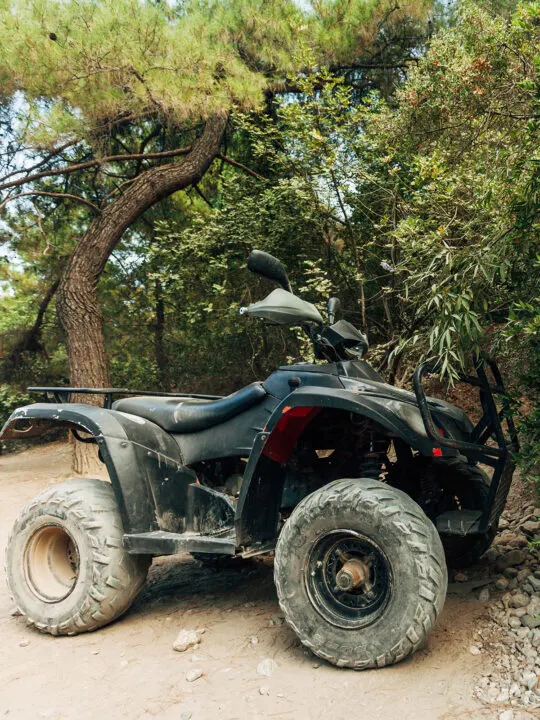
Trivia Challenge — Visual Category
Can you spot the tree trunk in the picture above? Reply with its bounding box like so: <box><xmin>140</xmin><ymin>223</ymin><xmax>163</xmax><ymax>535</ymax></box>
<box><xmin>154</xmin><ymin>278</ymin><xmax>168</xmax><ymax>389</ymax></box>
<box><xmin>56</xmin><ymin>113</ymin><xmax>228</xmax><ymax>473</ymax></box>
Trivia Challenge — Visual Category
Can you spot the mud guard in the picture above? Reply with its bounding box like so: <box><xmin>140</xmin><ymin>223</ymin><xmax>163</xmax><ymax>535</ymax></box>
<box><xmin>1</xmin><ymin>403</ymin><xmax>197</xmax><ymax>534</ymax></box>
<box><xmin>235</xmin><ymin>386</ymin><xmax>458</xmax><ymax>546</ymax></box>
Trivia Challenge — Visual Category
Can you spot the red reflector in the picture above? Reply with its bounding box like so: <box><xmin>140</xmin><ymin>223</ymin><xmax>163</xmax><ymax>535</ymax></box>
<box><xmin>432</xmin><ymin>448</ymin><xmax>443</xmax><ymax>457</ymax></box>
<box><xmin>281</xmin><ymin>405</ymin><xmax>314</xmax><ymax>417</ymax></box>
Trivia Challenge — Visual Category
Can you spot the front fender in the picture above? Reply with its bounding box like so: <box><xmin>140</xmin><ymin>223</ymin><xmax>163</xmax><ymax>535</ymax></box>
<box><xmin>1</xmin><ymin>403</ymin><xmax>193</xmax><ymax>534</ymax></box>
<box><xmin>235</xmin><ymin>386</ymin><xmax>456</xmax><ymax>546</ymax></box>
<box><xmin>264</xmin><ymin>386</ymin><xmax>453</xmax><ymax>457</ymax></box>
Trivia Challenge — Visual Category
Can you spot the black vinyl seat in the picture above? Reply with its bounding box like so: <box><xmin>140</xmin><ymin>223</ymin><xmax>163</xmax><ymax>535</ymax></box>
<box><xmin>112</xmin><ymin>382</ymin><xmax>267</xmax><ymax>433</ymax></box>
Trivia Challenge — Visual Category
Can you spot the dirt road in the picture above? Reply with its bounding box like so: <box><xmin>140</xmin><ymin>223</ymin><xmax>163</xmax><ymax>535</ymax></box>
<box><xmin>0</xmin><ymin>442</ymin><xmax>506</xmax><ymax>720</ymax></box>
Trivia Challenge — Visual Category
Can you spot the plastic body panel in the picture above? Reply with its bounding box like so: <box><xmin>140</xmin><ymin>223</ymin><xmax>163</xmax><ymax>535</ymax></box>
<box><xmin>0</xmin><ymin>403</ymin><xmax>229</xmax><ymax>536</ymax></box>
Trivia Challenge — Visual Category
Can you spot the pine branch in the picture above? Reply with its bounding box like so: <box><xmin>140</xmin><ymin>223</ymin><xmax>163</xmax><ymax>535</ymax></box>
<box><xmin>0</xmin><ymin>191</ymin><xmax>100</xmax><ymax>213</ymax></box>
<box><xmin>217</xmin><ymin>154</ymin><xmax>266</xmax><ymax>181</ymax></box>
<box><xmin>0</xmin><ymin>146</ymin><xmax>193</xmax><ymax>192</ymax></box>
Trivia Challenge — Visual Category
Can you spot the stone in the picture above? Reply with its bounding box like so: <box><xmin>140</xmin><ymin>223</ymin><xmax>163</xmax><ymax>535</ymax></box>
<box><xmin>257</xmin><ymin>658</ymin><xmax>278</xmax><ymax>677</ymax></box>
<box><xmin>521</xmin><ymin>614</ymin><xmax>540</xmax><ymax>630</ymax></box>
<box><xmin>185</xmin><ymin>668</ymin><xmax>203</xmax><ymax>683</ymax></box>
<box><xmin>517</xmin><ymin>568</ymin><xmax>530</xmax><ymax>583</ymax></box>
<box><xmin>180</xmin><ymin>713</ymin><xmax>192</xmax><ymax>720</ymax></box>
<box><xmin>504</xmin><ymin>567</ymin><xmax>519</xmax><ymax>579</ymax></box>
<box><xmin>455</xmin><ymin>572</ymin><xmax>468</xmax><ymax>582</ymax></box>
<box><xmin>528</xmin><ymin>576</ymin><xmax>540</xmax><ymax>593</ymax></box>
<box><xmin>498</xmin><ymin>517</ymin><xmax>510</xmax><ymax>530</ymax></box>
<box><xmin>522</xmin><ymin>521</ymin><xmax>540</xmax><ymax>536</ymax></box>
<box><xmin>499</xmin><ymin>711</ymin><xmax>514</xmax><ymax>720</ymax></box>
<box><xmin>478</xmin><ymin>587</ymin><xmax>490</xmax><ymax>602</ymax></box>
<box><xmin>509</xmin><ymin>616</ymin><xmax>521</xmax><ymax>629</ymax></box>
<box><xmin>510</xmin><ymin>607</ymin><xmax>528</xmax><ymax>617</ymax></box>
<box><xmin>531</xmin><ymin>629</ymin><xmax>540</xmax><ymax>648</ymax></box>
<box><xmin>120</xmin><ymin>660</ymin><xmax>128</xmax><ymax>668</ymax></box>
<box><xmin>495</xmin><ymin>577</ymin><xmax>509</xmax><ymax>591</ymax></box>
<box><xmin>173</xmin><ymin>629</ymin><xmax>201</xmax><ymax>653</ymax></box>
<box><xmin>259</xmin><ymin>686</ymin><xmax>270</xmax><ymax>696</ymax></box>
<box><xmin>9</xmin><ymin>607</ymin><xmax>22</xmax><ymax>617</ymax></box>
<box><xmin>470</xmin><ymin>645</ymin><xmax>482</xmax><ymax>655</ymax></box>
<box><xmin>507</xmin><ymin>578</ymin><xmax>518</xmax><ymax>591</ymax></box>
<box><xmin>18</xmin><ymin>639</ymin><xmax>30</xmax><ymax>647</ymax></box>
<box><xmin>508</xmin><ymin>593</ymin><xmax>530</xmax><ymax>609</ymax></box>
<box><xmin>496</xmin><ymin>549</ymin><xmax>527</xmax><ymax>571</ymax></box>
<box><xmin>250</xmin><ymin>635</ymin><xmax>259</xmax><ymax>645</ymax></box>
<box><xmin>522</xmin><ymin>671</ymin><xmax>538</xmax><ymax>691</ymax></box>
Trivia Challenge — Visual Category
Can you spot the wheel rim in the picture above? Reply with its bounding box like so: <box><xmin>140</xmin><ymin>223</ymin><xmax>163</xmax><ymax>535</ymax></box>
<box><xmin>24</xmin><ymin>524</ymin><xmax>80</xmax><ymax>603</ymax></box>
<box><xmin>305</xmin><ymin>530</ymin><xmax>391</xmax><ymax>630</ymax></box>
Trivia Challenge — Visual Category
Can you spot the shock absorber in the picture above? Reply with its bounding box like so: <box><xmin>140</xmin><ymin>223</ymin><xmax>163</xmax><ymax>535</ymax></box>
<box><xmin>358</xmin><ymin>435</ymin><xmax>387</xmax><ymax>480</ymax></box>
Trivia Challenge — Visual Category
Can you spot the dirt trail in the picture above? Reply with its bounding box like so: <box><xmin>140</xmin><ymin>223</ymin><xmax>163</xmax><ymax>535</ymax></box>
<box><xmin>1</xmin><ymin>442</ymin><xmax>501</xmax><ymax>720</ymax></box>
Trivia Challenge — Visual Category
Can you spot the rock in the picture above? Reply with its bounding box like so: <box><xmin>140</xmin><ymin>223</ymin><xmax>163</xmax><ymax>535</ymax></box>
<box><xmin>10</xmin><ymin>607</ymin><xmax>23</xmax><ymax>617</ymax></box>
<box><xmin>455</xmin><ymin>572</ymin><xmax>468</xmax><ymax>582</ymax></box>
<box><xmin>18</xmin><ymin>639</ymin><xmax>30</xmax><ymax>647</ymax></box>
<box><xmin>522</xmin><ymin>521</ymin><xmax>540</xmax><ymax>536</ymax></box>
<box><xmin>522</xmin><ymin>670</ymin><xmax>538</xmax><ymax>691</ymax></box>
<box><xmin>528</xmin><ymin>576</ymin><xmax>540</xmax><ymax>593</ymax></box>
<box><xmin>517</xmin><ymin>568</ymin><xmax>530</xmax><ymax>583</ymax></box>
<box><xmin>250</xmin><ymin>635</ymin><xmax>259</xmax><ymax>645</ymax></box>
<box><xmin>120</xmin><ymin>660</ymin><xmax>129</xmax><ymax>668</ymax></box>
<box><xmin>499</xmin><ymin>711</ymin><xmax>514</xmax><ymax>720</ymax></box>
<box><xmin>509</xmin><ymin>616</ymin><xmax>521</xmax><ymax>629</ymax></box>
<box><xmin>531</xmin><ymin>629</ymin><xmax>540</xmax><ymax>648</ymax></box>
<box><xmin>508</xmin><ymin>593</ymin><xmax>530</xmax><ymax>609</ymax></box>
<box><xmin>507</xmin><ymin>578</ymin><xmax>518</xmax><ymax>591</ymax></box>
<box><xmin>257</xmin><ymin>658</ymin><xmax>278</xmax><ymax>677</ymax></box>
<box><xmin>173</xmin><ymin>629</ymin><xmax>201</xmax><ymax>653</ymax></box>
<box><xmin>181</xmin><ymin>712</ymin><xmax>192</xmax><ymax>720</ymax></box>
<box><xmin>496</xmin><ymin>549</ymin><xmax>528</xmax><ymax>571</ymax></box>
<box><xmin>269</xmin><ymin>615</ymin><xmax>284</xmax><ymax>627</ymax></box>
<box><xmin>470</xmin><ymin>645</ymin><xmax>482</xmax><ymax>655</ymax></box>
<box><xmin>521</xmin><ymin>615</ymin><xmax>540</xmax><ymax>630</ymax></box>
<box><xmin>259</xmin><ymin>686</ymin><xmax>270</xmax><ymax>696</ymax></box>
<box><xmin>495</xmin><ymin>577</ymin><xmax>509</xmax><ymax>591</ymax></box>
<box><xmin>478</xmin><ymin>587</ymin><xmax>490</xmax><ymax>602</ymax></box>
<box><xmin>504</xmin><ymin>567</ymin><xmax>519</xmax><ymax>579</ymax></box>
<box><xmin>510</xmin><ymin>606</ymin><xmax>528</xmax><ymax>617</ymax></box>
<box><xmin>185</xmin><ymin>668</ymin><xmax>203</xmax><ymax>683</ymax></box>
<box><xmin>499</xmin><ymin>517</ymin><xmax>510</xmax><ymax>530</ymax></box>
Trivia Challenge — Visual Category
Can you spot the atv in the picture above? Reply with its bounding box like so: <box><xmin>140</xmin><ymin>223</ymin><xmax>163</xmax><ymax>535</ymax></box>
<box><xmin>2</xmin><ymin>250</ymin><xmax>518</xmax><ymax>668</ymax></box>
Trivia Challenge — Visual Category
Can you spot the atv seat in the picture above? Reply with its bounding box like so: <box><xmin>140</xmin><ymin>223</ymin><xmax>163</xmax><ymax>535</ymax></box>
<box><xmin>112</xmin><ymin>382</ymin><xmax>267</xmax><ymax>433</ymax></box>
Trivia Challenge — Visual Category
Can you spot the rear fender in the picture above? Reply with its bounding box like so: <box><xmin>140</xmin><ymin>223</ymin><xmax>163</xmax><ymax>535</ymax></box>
<box><xmin>235</xmin><ymin>386</ymin><xmax>456</xmax><ymax>545</ymax></box>
<box><xmin>1</xmin><ymin>403</ymin><xmax>195</xmax><ymax>534</ymax></box>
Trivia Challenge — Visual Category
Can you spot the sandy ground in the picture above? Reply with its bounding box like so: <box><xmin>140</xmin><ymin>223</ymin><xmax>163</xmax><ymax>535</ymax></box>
<box><xmin>0</xmin><ymin>442</ymin><xmax>510</xmax><ymax>720</ymax></box>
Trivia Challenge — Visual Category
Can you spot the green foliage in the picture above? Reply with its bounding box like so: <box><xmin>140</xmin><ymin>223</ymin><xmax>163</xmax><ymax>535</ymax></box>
<box><xmin>0</xmin><ymin>0</ymin><xmax>428</xmax><ymax>146</ymax></box>
<box><xmin>0</xmin><ymin>384</ymin><xmax>31</xmax><ymax>429</ymax></box>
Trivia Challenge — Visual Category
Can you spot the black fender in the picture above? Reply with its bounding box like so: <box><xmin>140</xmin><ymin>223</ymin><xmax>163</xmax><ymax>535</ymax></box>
<box><xmin>1</xmin><ymin>403</ymin><xmax>197</xmax><ymax>534</ymax></box>
<box><xmin>235</xmin><ymin>386</ymin><xmax>457</xmax><ymax>545</ymax></box>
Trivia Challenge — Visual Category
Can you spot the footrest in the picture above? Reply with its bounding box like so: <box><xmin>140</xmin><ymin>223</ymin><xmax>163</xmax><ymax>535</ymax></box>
<box><xmin>123</xmin><ymin>530</ymin><xmax>236</xmax><ymax>556</ymax></box>
<box><xmin>436</xmin><ymin>510</ymin><xmax>483</xmax><ymax>536</ymax></box>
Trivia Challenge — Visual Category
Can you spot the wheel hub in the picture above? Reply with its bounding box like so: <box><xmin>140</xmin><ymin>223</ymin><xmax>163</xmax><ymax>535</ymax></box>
<box><xmin>24</xmin><ymin>524</ymin><xmax>80</xmax><ymax>603</ymax></box>
<box><xmin>335</xmin><ymin>557</ymin><xmax>371</xmax><ymax>592</ymax></box>
<box><xmin>305</xmin><ymin>530</ymin><xmax>391</xmax><ymax>630</ymax></box>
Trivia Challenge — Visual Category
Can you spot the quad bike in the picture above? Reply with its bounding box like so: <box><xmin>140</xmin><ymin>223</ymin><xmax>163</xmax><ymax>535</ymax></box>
<box><xmin>2</xmin><ymin>250</ymin><xmax>518</xmax><ymax>668</ymax></box>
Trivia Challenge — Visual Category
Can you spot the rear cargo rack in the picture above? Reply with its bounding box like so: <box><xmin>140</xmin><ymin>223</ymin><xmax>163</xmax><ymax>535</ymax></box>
<box><xmin>27</xmin><ymin>386</ymin><xmax>222</xmax><ymax>410</ymax></box>
<box><xmin>413</xmin><ymin>355</ymin><xmax>519</xmax><ymax>535</ymax></box>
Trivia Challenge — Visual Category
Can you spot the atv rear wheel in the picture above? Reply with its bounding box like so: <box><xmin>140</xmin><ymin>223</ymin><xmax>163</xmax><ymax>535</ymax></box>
<box><xmin>5</xmin><ymin>479</ymin><xmax>150</xmax><ymax>635</ymax></box>
<box><xmin>274</xmin><ymin>478</ymin><xmax>447</xmax><ymax>669</ymax></box>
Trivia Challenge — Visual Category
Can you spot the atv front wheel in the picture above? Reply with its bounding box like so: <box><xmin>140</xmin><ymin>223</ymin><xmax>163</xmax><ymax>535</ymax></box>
<box><xmin>274</xmin><ymin>478</ymin><xmax>447</xmax><ymax>669</ymax></box>
<box><xmin>5</xmin><ymin>479</ymin><xmax>150</xmax><ymax>635</ymax></box>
